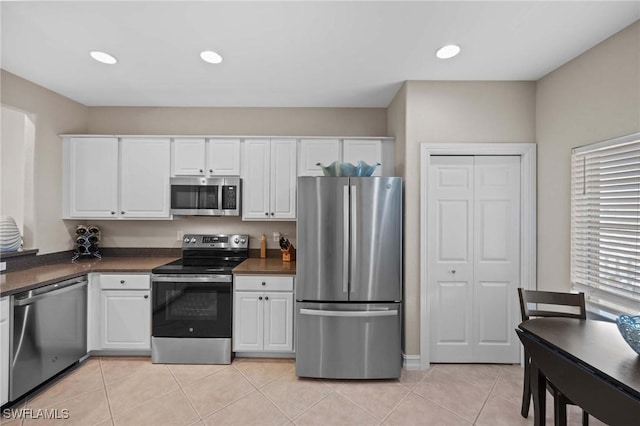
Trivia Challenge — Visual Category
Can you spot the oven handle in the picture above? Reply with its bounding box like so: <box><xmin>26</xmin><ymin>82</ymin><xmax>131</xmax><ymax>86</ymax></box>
<box><xmin>151</xmin><ymin>275</ymin><xmax>231</xmax><ymax>283</ymax></box>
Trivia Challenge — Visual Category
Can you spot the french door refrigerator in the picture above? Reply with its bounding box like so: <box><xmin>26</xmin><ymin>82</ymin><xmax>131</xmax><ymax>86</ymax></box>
<box><xmin>296</xmin><ymin>176</ymin><xmax>402</xmax><ymax>379</ymax></box>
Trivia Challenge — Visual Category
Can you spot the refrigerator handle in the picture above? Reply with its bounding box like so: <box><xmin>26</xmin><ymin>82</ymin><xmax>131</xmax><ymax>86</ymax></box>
<box><xmin>300</xmin><ymin>308</ymin><xmax>398</xmax><ymax>318</ymax></box>
<box><xmin>343</xmin><ymin>184</ymin><xmax>349</xmax><ymax>294</ymax></box>
<box><xmin>350</xmin><ymin>184</ymin><xmax>357</xmax><ymax>292</ymax></box>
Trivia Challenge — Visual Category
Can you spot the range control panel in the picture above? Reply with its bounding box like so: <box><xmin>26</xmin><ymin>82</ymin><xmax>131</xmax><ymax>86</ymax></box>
<box><xmin>182</xmin><ymin>234</ymin><xmax>249</xmax><ymax>249</ymax></box>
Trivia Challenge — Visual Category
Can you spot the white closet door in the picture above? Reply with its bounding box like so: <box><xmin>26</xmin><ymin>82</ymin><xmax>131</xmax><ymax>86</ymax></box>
<box><xmin>428</xmin><ymin>156</ymin><xmax>475</xmax><ymax>362</ymax></box>
<box><xmin>473</xmin><ymin>156</ymin><xmax>520</xmax><ymax>363</ymax></box>
<box><xmin>428</xmin><ymin>155</ymin><xmax>521</xmax><ymax>363</ymax></box>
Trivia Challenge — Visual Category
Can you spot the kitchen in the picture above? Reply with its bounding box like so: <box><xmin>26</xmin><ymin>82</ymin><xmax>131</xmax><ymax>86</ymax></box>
<box><xmin>1</xmin><ymin>1</ymin><xmax>639</xmax><ymax>425</ymax></box>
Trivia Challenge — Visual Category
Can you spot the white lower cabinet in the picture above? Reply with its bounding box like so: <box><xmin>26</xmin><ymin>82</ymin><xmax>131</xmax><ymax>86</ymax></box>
<box><xmin>100</xmin><ymin>290</ymin><xmax>151</xmax><ymax>350</ymax></box>
<box><xmin>233</xmin><ymin>275</ymin><xmax>294</xmax><ymax>353</ymax></box>
<box><xmin>1</xmin><ymin>297</ymin><xmax>9</xmax><ymax>406</ymax></box>
<box><xmin>88</xmin><ymin>273</ymin><xmax>151</xmax><ymax>352</ymax></box>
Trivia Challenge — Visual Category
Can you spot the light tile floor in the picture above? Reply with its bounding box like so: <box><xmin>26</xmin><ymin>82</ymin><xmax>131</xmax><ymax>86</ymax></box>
<box><xmin>1</xmin><ymin>357</ymin><xmax>607</xmax><ymax>426</ymax></box>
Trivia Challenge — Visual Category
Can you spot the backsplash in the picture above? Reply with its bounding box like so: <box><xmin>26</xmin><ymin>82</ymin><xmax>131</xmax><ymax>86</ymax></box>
<box><xmin>82</xmin><ymin>217</ymin><xmax>296</xmax><ymax>251</ymax></box>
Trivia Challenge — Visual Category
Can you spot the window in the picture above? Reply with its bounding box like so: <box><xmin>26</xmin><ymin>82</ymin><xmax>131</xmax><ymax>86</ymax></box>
<box><xmin>571</xmin><ymin>133</ymin><xmax>640</xmax><ymax>315</ymax></box>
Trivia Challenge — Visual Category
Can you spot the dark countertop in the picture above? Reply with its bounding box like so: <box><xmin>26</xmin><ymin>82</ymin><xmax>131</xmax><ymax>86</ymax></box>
<box><xmin>0</xmin><ymin>257</ymin><xmax>178</xmax><ymax>297</ymax></box>
<box><xmin>232</xmin><ymin>258</ymin><xmax>296</xmax><ymax>275</ymax></box>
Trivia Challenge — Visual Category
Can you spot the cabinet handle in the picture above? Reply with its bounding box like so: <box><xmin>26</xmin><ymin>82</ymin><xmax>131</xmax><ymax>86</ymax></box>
<box><xmin>270</xmin><ymin>212</ymin><xmax>275</xmax><ymax>216</ymax></box>
<box><xmin>120</xmin><ymin>280</ymin><xmax>125</xmax><ymax>284</ymax></box>
<box><xmin>265</xmin><ymin>296</ymin><xmax>269</xmax><ymax>300</ymax></box>
<box><xmin>144</xmin><ymin>295</ymin><xmax>149</xmax><ymax>299</ymax></box>
<box><xmin>262</xmin><ymin>281</ymin><xmax>266</xmax><ymax>286</ymax></box>
<box><xmin>259</xmin><ymin>296</ymin><xmax>263</xmax><ymax>300</ymax></box>
<box><xmin>199</xmin><ymin>169</ymin><xmax>203</xmax><ymax>173</ymax></box>
<box><xmin>209</xmin><ymin>169</ymin><xmax>213</xmax><ymax>173</ymax></box>
<box><xmin>111</xmin><ymin>211</ymin><xmax>115</xmax><ymax>215</ymax></box>
<box><xmin>265</xmin><ymin>212</ymin><xmax>269</xmax><ymax>216</ymax></box>
<box><xmin>121</xmin><ymin>211</ymin><xmax>125</xmax><ymax>215</ymax></box>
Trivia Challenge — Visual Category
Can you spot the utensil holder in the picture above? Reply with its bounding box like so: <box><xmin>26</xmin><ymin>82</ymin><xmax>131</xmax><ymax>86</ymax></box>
<box><xmin>281</xmin><ymin>245</ymin><xmax>295</xmax><ymax>262</ymax></box>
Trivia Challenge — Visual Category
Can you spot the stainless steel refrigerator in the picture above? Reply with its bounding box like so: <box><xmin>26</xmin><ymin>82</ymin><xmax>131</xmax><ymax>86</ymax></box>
<box><xmin>295</xmin><ymin>176</ymin><xmax>402</xmax><ymax>379</ymax></box>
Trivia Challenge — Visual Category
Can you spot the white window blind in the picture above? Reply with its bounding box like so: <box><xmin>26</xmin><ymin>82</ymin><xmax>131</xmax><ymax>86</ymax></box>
<box><xmin>571</xmin><ymin>133</ymin><xmax>640</xmax><ymax>315</ymax></box>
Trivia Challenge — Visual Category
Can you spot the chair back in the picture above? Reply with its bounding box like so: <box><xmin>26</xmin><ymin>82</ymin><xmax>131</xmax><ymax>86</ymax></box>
<box><xmin>518</xmin><ymin>288</ymin><xmax>586</xmax><ymax>321</ymax></box>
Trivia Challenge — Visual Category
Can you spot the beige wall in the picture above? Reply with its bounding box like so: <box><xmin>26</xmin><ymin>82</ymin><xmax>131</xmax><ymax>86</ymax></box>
<box><xmin>88</xmin><ymin>107</ymin><xmax>386</xmax><ymax>136</ymax></box>
<box><xmin>85</xmin><ymin>106</ymin><xmax>386</xmax><ymax>250</ymax></box>
<box><xmin>1</xmin><ymin>106</ymin><xmax>27</xmax><ymax>231</ymax></box>
<box><xmin>1</xmin><ymin>70</ymin><xmax>88</xmax><ymax>254</ymax></box>
<box><xmin>0</xmin><ymin>71</ymin><xmax>386</xmax><ymax>253</ymax></box>
<box><xmin>536</xmin><ymin>21</ymin><xmax>640</xmax><ymax>293</ymax></box>
<box><xmin>400</xmin><ymin>81</ymin><xmax>537</xmax><ymax>355</ymax></box>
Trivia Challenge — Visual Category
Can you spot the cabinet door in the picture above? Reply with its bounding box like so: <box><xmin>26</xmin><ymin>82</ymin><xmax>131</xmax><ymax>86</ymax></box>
<box><xmin>67</xmin><ymin>137</ymin><xmax>119</xmax><ymax>218</ymax></box>
<box><xmin>343</xmin><ymin>139</ymin><xmax>382</xmax><ymax>176</ymax></box>
<box><xmin>298</xmin><ymin>139</ymin><xmax>340</xmax><ymax>176</ymax></box>
<box><xmin>233</xmin><ymin>292</ymin><xmax>264</xmax><ymax>351</ymax></box>
<box><xmin>172</xmin><ymin>138</ymin><xmax>206</xmax><ymax>176</ymax></box>
<box><xmin>263</xmin><ymin>292</ymin><xmax>293</xmax><ymax>352</ymax></box>
<box><xmin>242</xmin><ymin>139</ymin><xmax>271</xmax><ymax>220</ymax></box>
<box><xmin>120</xmin><ymin>138</ymin><xmax>171</xmax><ymax>218</ymax></box>
<box><xmin>270</xmin><ymin>139</ymin><xmax>297</xmax><ymax>219</ymax></box>
<box><xmin>0</xmin><ymin>298</ymin><xmax>9</xmax><ymax>406</ymax></box>
<box><xmin>207</xmin><ymin>138</ymin><xmax>241</xmax><ymax>176</ymax></box>
<box><xmin>100</xmin><ymin>290</ymin><xmax>151</xmax><ymax>350</ymax></box>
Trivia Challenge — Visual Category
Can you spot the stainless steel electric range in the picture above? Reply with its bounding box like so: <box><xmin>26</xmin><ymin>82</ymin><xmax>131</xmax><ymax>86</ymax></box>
<box><xmin>151</xmin><ymin>234</ymin><xmax>249</xmax><ymax>364</ymax></box>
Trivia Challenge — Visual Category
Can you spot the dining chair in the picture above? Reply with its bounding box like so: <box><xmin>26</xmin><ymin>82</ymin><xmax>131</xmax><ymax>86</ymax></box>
<box><xmin>518</xmin><ymin>288</ymin><xmax>589</xmax><ymax>426</ymax></box>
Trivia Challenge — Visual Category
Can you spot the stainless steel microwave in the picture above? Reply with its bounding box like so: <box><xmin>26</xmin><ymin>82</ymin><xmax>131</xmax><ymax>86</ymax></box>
<box><xmin>170</xmin><ymin>177</ymin><xmax>241</xmax><ymax>216</ymax></box>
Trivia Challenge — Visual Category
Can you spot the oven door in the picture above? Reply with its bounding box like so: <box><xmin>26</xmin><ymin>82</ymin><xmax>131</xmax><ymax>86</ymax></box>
<box><xmin>152</xmin><ymin>275</ymin><xmax>231</xmax><ymax>338</ymax></box>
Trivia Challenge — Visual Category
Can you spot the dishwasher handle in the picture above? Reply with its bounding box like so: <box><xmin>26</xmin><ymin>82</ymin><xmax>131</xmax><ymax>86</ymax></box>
<box><xmin>14</xmin><ymin>278</ymin><xmax>88</xmax><ymax>307</ymax></box>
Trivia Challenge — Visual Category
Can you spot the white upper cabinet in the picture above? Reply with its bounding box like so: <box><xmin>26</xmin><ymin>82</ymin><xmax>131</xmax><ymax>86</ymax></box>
<box><xmin>343</xmin><ymin>139</ymin><xmax>383</xmax><ymax>176</ymax></box>
<box><xmin>120</xmin><ymin>138</ymin><xmax>171</xmax><ymax>218</ymax></box>
<box><xmin>242</xmin><ymin>138</ymin><xmax>296</xmax><ymax>220</ymax></box>
<box><xmin>172</xmin><ymin>137</ymin><xmax>241</xmax><ymax>176</ymax></box>
<box><xmin>298</xmin><ymin>138</ymin><xmax>385</xmax><ymax>177</ymax></box>
<box><xmin>66</xmin><ymin>137</ymin><xmax>119</xmax><ymax>218</ymax></box>
<box><xmin>270</xmin><ymin>139</ymin><xmax>297</xmax><ymax>219</ymax></box>
<box><xmin>172</xmin><ymin>138</ymin><xmax>206</xmax><ymax>176</ymax></box>
<box><xmin>64</xmin><ymin>137</ymin><xmax>171</xmax><ymax>219</ymax></box>
<box><xmin>298</xmin><ymin>138</ymin><xmax>340</xmax><ymax>176</ymax></box>
<box><xmin>207</xmin><ymin>138</ymin><xmax>241</xmax><ymax>176</ymax></box>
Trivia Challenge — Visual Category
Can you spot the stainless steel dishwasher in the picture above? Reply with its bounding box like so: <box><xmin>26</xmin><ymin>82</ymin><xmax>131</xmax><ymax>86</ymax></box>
<box><xmin>10</xmin><ymin>276</ymin><xmax>87</xmax><ymax>402</ymax></box>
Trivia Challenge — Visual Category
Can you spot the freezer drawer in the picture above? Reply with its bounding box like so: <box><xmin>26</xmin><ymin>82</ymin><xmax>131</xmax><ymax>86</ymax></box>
<box><xmin>295</xmin><ymin>302</ymin><xmax>401</xmax><ymax>379</ymax></box>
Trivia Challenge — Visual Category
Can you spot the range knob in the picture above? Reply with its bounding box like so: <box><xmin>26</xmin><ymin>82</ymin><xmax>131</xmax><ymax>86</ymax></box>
<box><xmin>240</xmin><ymin>238</ymin><xmax>246</xmax><ymax>244</ymax></box>
<box><xmin>183</xmin><ymin>237</ymin><xmax>190</xmax><ymax>243</ymax></box>
<box><xmin>234</xmin><ymin>237</ymin><xmax>240</xmax><ymax>244</ymax></box>
<box><xmin>190</xmin><ymin>237</ymin><xmax>197</xmax><ymax>243</ymax></box>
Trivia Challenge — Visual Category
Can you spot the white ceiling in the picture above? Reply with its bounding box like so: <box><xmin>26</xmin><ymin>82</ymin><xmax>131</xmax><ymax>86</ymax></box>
<box><xmin>2</xmin><ymin>1</ymin><xmax>639</xmax><ymax>107</ymax></box>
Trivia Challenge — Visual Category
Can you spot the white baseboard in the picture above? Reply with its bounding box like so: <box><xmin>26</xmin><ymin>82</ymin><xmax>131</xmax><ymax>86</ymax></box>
<box><xmin>402</xmin><ymin>353</ymin><xmax>422</xmax><ymax>370</ymax></box>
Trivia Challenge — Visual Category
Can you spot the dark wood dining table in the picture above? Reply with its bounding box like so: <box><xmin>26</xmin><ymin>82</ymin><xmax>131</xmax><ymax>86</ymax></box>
<box><xmin>517</xmin><ymin>318</ymin><xmax>640</xmax><ymax>426</ymax></box>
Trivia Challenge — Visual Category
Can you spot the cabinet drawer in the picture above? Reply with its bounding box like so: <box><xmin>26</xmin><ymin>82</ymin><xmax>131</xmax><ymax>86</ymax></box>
<box><xmin>0</xmin><ymin>297</ymin><xmax>8</xmax><ymax>321</ymax></box>
<box><xmin>234</xmin><ymin>276</ymin><xmax>293</xmax><ymax>292</ymax></box>
<box><xmin>100</xmin><ymin>274</ymin><xmax>150</xmax><ymax>290</ymax></box>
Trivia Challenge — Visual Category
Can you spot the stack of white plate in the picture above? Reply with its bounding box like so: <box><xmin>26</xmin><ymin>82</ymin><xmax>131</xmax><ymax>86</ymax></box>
<box><xmin>0</xmin><ymin>216</ymin><xmax>22</xmax><ymax>252</ymax></box>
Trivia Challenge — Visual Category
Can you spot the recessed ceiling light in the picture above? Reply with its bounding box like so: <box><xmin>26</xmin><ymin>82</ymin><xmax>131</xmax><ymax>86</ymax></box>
<box><xmin>200</xmin><ymin>50</ymin><xmax>223</xmax><ymax>64</ymax></box>
<box><xmin>436</xmin><ymin>44</ymin><xmax>461</xmax><ymax>59</ymax></box>
<box><xmin>90</xmin><ymin>51</ymin><xmax>117</xmax><ymax>64</ymax></box>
